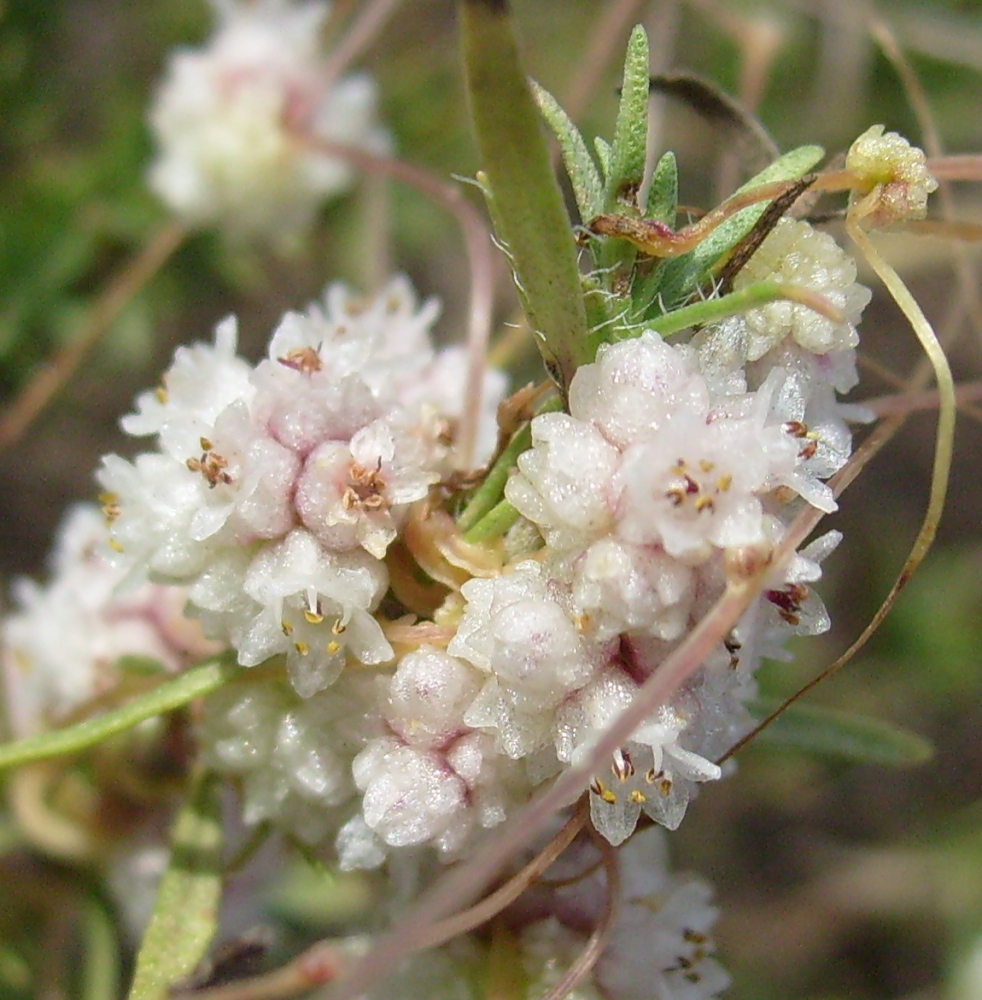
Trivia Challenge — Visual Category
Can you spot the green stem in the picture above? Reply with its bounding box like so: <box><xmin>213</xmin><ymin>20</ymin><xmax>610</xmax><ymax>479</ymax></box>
<box><xmin>0</xmin><ymin>657</ymin><xmax>239</xmax><ymax>771</ymax></box>
<box><xmin>457</xmin><ymin>424</ymin><xmax>532</xmax><ymax>532</ymax></box>
<box><xmin>456</xmin><ymin>397</ymin><xmax>561</xmax><ymax>532</ymax></box>
<box><xmin>646</xmin><ymin>280</ymin><xmax>843</xmax><ymax>339</ymax></box>
<box><xmin>463</xmin><ymin>498</ymin><xmax>521</xmax><ymax>543</ymax></box>
<box><xmin>128</xmin><ymin>771</ymin><xmax>224</xmax><ymax>1000</ymax></box>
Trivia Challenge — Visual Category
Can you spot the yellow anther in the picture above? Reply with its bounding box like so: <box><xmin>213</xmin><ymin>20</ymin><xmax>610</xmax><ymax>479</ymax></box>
<box><xmin>698</xmin><ymin>459</ymin><xmax>714</xmax><ymax>473</ymax></box>
<box><xmin>294</xmin><ymin>641</ymin><xmax>309</xmax><ymax>656</ymax></box>
<box><xmin>281</xmin><ymin>620</ymin><xmax>294</xmax><ymax>636</ymax></box>
<box><xmin>326</xmin><ymin>641</ymin><xmax>341</xmax><ymax>655</ymax></box>
<box><xmin>629</xmin><ymin>789</ymin><xmax>647</xmax><ymax>804</ymax></box>
<box><xmin>717</xmin><ymin>473</ymin><xmax>733</xmax><ymax>492</ymax></box>
<box><xmin>695</xmin><ymin>495</ymin><xmax>715</xmax><ymax>513</ymax></box>
<box><xmin>303</xmin><ymin>609</ymin><xmax>324</xmax><ymax>625</ymax></box>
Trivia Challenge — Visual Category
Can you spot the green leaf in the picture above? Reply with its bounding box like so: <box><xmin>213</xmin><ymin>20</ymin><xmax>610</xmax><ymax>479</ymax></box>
<box><xmin>81</xmin><ymin>898</ymin><xmax>120</xmax><ymax>1000</ymax></box>
<box><xmin>605</xmin><ymin>24</ymin><xmax>650</xmax><ymax>212</ymax></box>
<box><xmin>459</xmin><ymin>0</ymin><xmax>591</xmax><ymax>389</ymax></box>
<box><xmin>270</xmin><ymin>861</ymin><xmax>374</xmax><ymax>930</ymax></box>
<box><xmin>127</xmin><ymin>772</ymin><xmax>224</xmax><ymax>1000</ymax></box>
<box><xmin>691</xmin><ymin>144</ymin><xmax>824</xmax><ymax>270</ymax></box>
<box><xmin>748</xmin><ymin>698</ymin><xmax>934</xmax><ymax>767</ymax></box>
<box><xmin>457</xmin><ymin>395</ymin><xmax>563</xmax><ymax>532</ymax></box>
<box><xmin>645</xmin><ymin>151</ymin><xmax>678</xmax><ymax>226</ymax></box>
<box><xmin>531</xmin><ymin>81</ymin><xmax>603</xmax><ymax>222</ymax></box>
<box><xmin>0</xmin><ymin>657</ymin><xmax>238</xmax><ymax>772</ymax></box>
<box><xmin>593</xmin><ymin>137</ymin><xmax>612</xmax><ymax>178</ymax></box>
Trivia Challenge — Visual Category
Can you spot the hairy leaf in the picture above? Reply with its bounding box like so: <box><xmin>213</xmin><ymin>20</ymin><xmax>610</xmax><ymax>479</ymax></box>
<box><xmin>459</xmin><ymin>0</ymin><xmax>591</xmax><ymax>389</ymax></box>
<box><xmin>127</xmin><ymin>773</ymin><xmax>224</xmax><ymax>1000</ymax></box>
<box><xmin>531</xmin><ymin>81</ymin><xmax>603</xmax><ymax>222</ymax></box>
<box><xmin>606</xmin><ymin>25</ymin><xmax>650</xmax><ymax>213</ymax></box>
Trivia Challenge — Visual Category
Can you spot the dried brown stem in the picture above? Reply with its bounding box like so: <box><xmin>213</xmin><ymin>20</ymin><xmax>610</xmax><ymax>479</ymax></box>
<box><xmin>415</xmin><ymin>805</ymin><xmax>586</xmax><ymax>952</ymax></box>
<box><xmin>176</xmin><ymin>944</ymin><xmax>344</xmax><ymax>1000</ymax></box>
<box><xmin>538</xmin><ymin>831</ymin><xmax>621</xmax><ymax>1000</ymax></box>
<box><xmin>0</xmin><ymin>220</ymin><xmax>186</xmax><ymax>451</ymax></box>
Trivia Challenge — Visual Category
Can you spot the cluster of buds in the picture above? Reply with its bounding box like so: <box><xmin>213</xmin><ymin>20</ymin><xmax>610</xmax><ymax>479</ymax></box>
<box><xmin>0</xmin><ymin>3</ymin><xmax>945</xmax><ymax>996</ymax></box>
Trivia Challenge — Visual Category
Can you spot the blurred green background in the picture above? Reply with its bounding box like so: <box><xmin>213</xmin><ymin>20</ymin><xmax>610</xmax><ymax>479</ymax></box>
<box><xmin>2</xmin><ymin>1</ymin><xmax>982</xmax><ymax>998</ymax></box>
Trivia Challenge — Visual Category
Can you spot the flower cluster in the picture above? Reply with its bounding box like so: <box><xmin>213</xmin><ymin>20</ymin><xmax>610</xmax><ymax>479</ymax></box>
<box><xmin>99</xmin><ymin>277</ymin><xmax>504</xmax><ymax>701</ymax></box>
<box><xmin>1</xmin><ymin>504</ymin><xmax>217</xmax><ymax>740</ymax></box>
<box><xmin>148</xmin><ymin>0</ymin><xmax>387</xmax><ymax>236</ymax></box>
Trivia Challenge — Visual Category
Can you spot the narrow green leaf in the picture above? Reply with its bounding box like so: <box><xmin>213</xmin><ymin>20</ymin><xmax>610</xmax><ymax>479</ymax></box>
<box><xmin>531</xmin><ymin>81</ymin><xmax>603</xmax><ymax>222</ymax></box>
<box><xmin>459</xmin><ymin>0</ymin><xmax>590</xmax><ymax>389</ymax></box>
<box><xmin>0</xmin><ymin>657</ymin><xmax>238</xmax><ymax>772</ymax></box>
<box><xmin>457</xmin><ymin>395</ymin><xmax>563</xmax><ymax>532</ymax></box>
<box><xmin>594</xmin><ymin>137</ymin><xmax>612</xmax><ymax>178</ymax></box>
<box><xmin>128</xmin><ymin>773</ymin><xmax>224</xmax><ymax>1000</ymax></box>
<box><xmin>645</xmin><ymin>151</ymin><xmax>678</xmax><ymax>225</ymax></box>
<box><xmin>606</xmin><ymin>25</ymin><xmax>650</xmax><ymax>212</ymax></box>
<box><xmin>748</xmin><ymin>698</ymin><xmax>934</xmax><ymax>767</ymax></box>
<box><xmin>81</xmin><ymin>898</ymin><xmax>120</xmax><ymax>1000</ymax></box>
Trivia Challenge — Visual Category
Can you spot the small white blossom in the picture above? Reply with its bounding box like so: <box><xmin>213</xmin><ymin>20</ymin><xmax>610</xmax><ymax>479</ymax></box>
<box><xmin>200</xmin><ymin>672</ymin><xmax>379</xmax><ymax>844</ymax></box>
<box><xmin>519</xmin><ymin>828</ymin><xmax>729</xmax><ymax>1000</ymax></box>
<box><xmin>2</xmin><ymin>505</ymin><xmax>218</xmax><ymax>739</ymax></box>
<box><xmin>100</xmin><ymin>277</ymin><xmax>504</xmax><ymax>697</ymax></box>
<box><xmin>729</xmin><ymin>217</ymin><xmax>872</xmax><ymax>359</ymax></box>
<box><xmin>148</xmin><ymin>0</ymin><xmax>388</xmax><ymax>237</ymax></box>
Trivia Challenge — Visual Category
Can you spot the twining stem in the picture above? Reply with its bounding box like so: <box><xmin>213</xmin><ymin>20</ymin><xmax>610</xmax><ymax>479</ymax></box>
<box><xmin>539</xmin><ymin>831</ymin><xmax>620</xmax><ymax>1000</ymax></box>
<box><xmin>646</xmin><ymin>280</ymin><xmax>844</xmax><ymax>339</ymax></box>
<box><xmin>183</xmin><ymin>805</ymin><xmax>586</xmax><ymax>1000</ymax></box>
<box><xmin>0</xmin><ymin>220</ymin><xmax>186</xmax><ymax>451</ymax></box>
<box><xmin>318</xmin><ymin>0</ymin><xmax>404</xmax><ymax>93</ymax></box>
<box><xmin>861</xmin><ymin>371</ymin><xmax>982</xmax><ymax>422</ymax></box>
<box><xmin>415</xmin><ymin>807</ymin><xmax>585</xmax><ymax>952</ymax></box>
<box><xmin>294</xmin><ymin>135</ymin><xmax>494</xmax><ymax>470</ymax></box>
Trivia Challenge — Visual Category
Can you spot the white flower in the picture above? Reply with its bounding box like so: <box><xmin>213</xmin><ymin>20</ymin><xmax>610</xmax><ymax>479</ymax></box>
<box><xmin>100</xmin><ymin>277</ymin><xmax>505</xmax><ymax>697</ymax></box>
<box><xmin>2</xmin><ymin>505</ymin><xmax>218</xmax><ymax>739</ymax></box>
<box><xmin>200</xmin><ymin>673</ymin><xmax>379</xmax><ymax>844</ymax></box>
<box><xmin>449</xmin><ymin>562</ymin><xmax>601</xmax><ymax>759</ymax></box>
<box><xmin>596</xmin><ymin>830</ymin><xmax>730</xmax><ymax>1000</ymax></box>
<box><xmin>148</xmin><ymin>0</ymin><xmax>388</xmax><ymax>237</ymax></box>
<box><xmin>614</xmin><ymin>380</ymin><xmax>800</xmax><ymax>562</ymax></box>
<box><xmin>518</xmin><ymin>828</ymin><xmax>729</xmax><ymax>1000</ymax></box>
<box><xmin>730</xmin><ymin>217</ymin><xmax>871</xmax><ymax>358</ymax></box>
